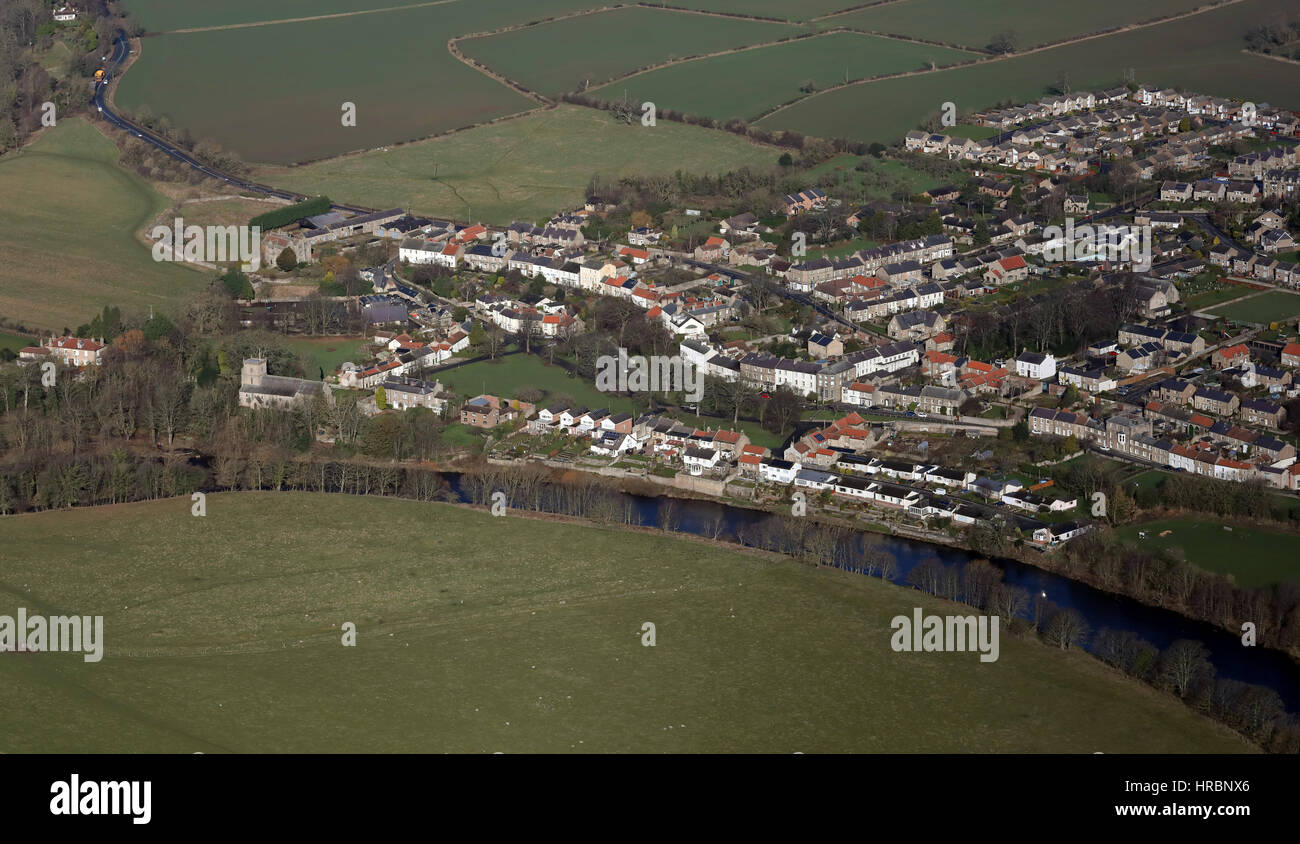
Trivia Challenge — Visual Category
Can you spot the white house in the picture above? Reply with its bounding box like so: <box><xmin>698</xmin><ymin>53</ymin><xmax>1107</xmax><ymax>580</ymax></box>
<box><xmin>400</xmin><ymin>239</ymin><xmax>460</xmax><ymax>269</ymax></box>
<box><xmin>590</xmin><ymin>432</ymin><xmax>636</xmax><ymax>456</ymax></box>
<box><xmin>683</xmin><ymin>446</ymin><xmax>722</xmax><ymax>473</ymax></box>
<box><xmin>759</xmin><ymin>458</ymin><xmax>801</xmax><ymax>485</ymax></box>
<box><xmin>794</xmin><ymin>469</ymin><xmax>838</xmax><ymax>491</ymax></box>
<box><xmin>1015</xmin><ymin>351</ymin><xmax>1056</xmax><ymax>381</ymax></box>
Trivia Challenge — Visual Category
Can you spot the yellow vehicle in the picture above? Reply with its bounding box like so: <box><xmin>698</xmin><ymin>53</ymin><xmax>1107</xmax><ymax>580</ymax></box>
<box><xmin>93</xmin><ymin>68</ymin><xmax>105</xmax><ymax>81</ymax></box>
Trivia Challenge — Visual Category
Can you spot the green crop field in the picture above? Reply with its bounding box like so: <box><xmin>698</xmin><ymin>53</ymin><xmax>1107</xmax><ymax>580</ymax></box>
<box><xmin>122</xmin><ymin>0</ymin><xmax>609</xmax><ymax>34</ymax></box>
<box><xmin>253</xmin><ymin>105</ymin><xmax>780</xmax><ymax>224</ymax></box>
<box><xmin>0</xmin><ymin>119</ymin><xmax>206</xmax><ymax>332</ymax></box>
<box><xmin>823</xmin><ymin>0</ymin><xmax>1209</xmax><ymax>51</ymax></box>
<box><xmin>1115</xmin><ymin>518</ymin><xmax>1300</xmax><ymax>587</ymax></box>
<box><xmin>0</xmin><ymin>493</ymin><xmax>1249</xmax><ymax>752</ymax></box>
<box><xmin>119</xmin><ymin>0</ymin><xmax>1300</xmax><ymax>178</ymax></box>
<box><xmin>760</xmin><ymin>0</ymin><xmax>1300</xmax><ymax>145</ymax></box>
<box><xmin>1206</xmin><ymin>291</ymin><xmax>1300</xmax><ymax>324</ymax></box>
<box><xmin>115</xmin><ymin>0</ymin><xmax>802</xmax><ymax>164</ymax></box>
<box><xmin>460</xmin><ymin>7</ymin><xmax>799</xmax><ymax>97</ymax></box>
<box><xmin>115</xmin><ymin>7</ymin><xmax>535</xmax><ymax>165</ymax></box>
<box><xmin>589</xmin><ymin>31</ymin><xmax>976</xmax><ymax>122</ymax></box>
<box><xmin>660</xmin><ymin>0</ymin><xmax>863</xmax><ymax>20</ymax></box>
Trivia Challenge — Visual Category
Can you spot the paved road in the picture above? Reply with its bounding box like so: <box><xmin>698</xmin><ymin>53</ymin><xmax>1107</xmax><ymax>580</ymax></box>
<box><xmin>93</xmin><ymin>33</ymin><xmax>372</xmax><ymax>215</ymax></box>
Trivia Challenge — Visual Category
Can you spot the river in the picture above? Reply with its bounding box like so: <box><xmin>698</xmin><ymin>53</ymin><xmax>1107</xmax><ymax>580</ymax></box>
<box><xmin>441</xmin><ymin>471</ymin><xmax>1300</xmax><ymax>713</ymax></box>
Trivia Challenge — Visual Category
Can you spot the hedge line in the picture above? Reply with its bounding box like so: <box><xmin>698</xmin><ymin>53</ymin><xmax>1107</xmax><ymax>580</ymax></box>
<box><xmin>250</xmin><ymin>196</ymin><xmax>332</xmax><ymax>231</ymax></box>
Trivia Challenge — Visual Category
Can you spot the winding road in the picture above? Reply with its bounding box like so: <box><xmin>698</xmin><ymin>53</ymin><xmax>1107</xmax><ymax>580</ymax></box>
<box><xmin>92</xmin><ymin>33</ymin><xmax>374</xmax><ymax>215</ymax></box>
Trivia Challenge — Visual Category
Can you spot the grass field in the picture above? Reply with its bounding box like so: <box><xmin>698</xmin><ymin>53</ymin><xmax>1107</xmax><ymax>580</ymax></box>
<box><xmin>1206</xmin><ymin>290</ymin><xmax>1300</xmax><ymax>324</ymax></box>
<box><xmin>0</xmin><ymin>332</ymin><xmax>34</xmax><ymax>354</ymax></box>
<box><xmin>1184</xmin><ymin>285</ymin><xmax>1254</xmax><ymax>311</ymax></box>
<box><xmin>1115</xmin><ymin>517</ymin><xmax>1300</xmax><ymax>587</ymax></box>
<box><xmin>34</xmin><ymin>38</ymin><xmax>74</xmax><ymax>79</ymax></box>
<box><xmin>439</xmin><ymin>353</ymin><xmax>784</xmax><ymax>447</ymax></box>
<box><xmin>460</xmin><ymin>7</ymin><xmax>799</xmax><ymax>97</ymax></box>
<box><xmin>799</xmin><ymin>153</ymin><xmax>958</xmax><ymax>205</ymax></box>
<box><xmin>824</xmin><ymin>0</ymin><xmax>1209</xmax><ymax>50</ymax></box>
<box><xmin>943</xmin><ymin>124</ymin><xmax>1001</xmax><ymax>140</ymax></box>
<box><xmin>253</xmin><ymin>105</ymin><xmax>780</xmax><ymax>224</ymax></box>
<box><xmin>0</xmin><ymin>119</ymin><xmax>207</xmax><ymax>332</ymax></box>
<box><xmin>588</xmin><ymin>31</ymin><xmax>976</xmax><ymax>122</ymax></box>
<box><xmin>0</xmin><ymin>492</ymin><xmax>1249</xmax><ymax>752</ymax></box>
<box><xmin>760</xmin><ymin>0</ymin><xmax>1300</xmax><ymax>146</ymax></box>
<box><xmin>285</xmin><ymin>336</ymin><xmax>371</xmax><ymax>379</ymax></box>
<box><xmin>167</xmin><ymin>197</ymin><xmax>288</xmax><ymax>230</ymax></box>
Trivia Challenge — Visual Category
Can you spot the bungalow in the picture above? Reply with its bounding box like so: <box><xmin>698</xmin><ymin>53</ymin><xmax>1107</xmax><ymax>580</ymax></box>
<box><xmin>617</xmin><ymin>246</ymin><xmax>651</xmax><ymax>265</ymax></box>
<box><xmin>1032</xmin><ymin>521</ymin><xmax>1089</xmax><ymax>546</ymax></box>
<box><xmin>794</xmin><ymin>468</ymin><xmax>839</xmax><ymax>491</ymax></box>
<box><xmin>1003</xmin><ymin>489</ymin><xmax>1077</xmax><ymax>513</ymax></box>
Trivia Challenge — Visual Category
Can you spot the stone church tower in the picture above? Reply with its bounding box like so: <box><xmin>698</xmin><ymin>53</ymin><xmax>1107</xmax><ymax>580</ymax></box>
<box><xmin>241</xmin><ymin>358</ymin><xmax>268</xmax><ymax>388</ymax></box>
